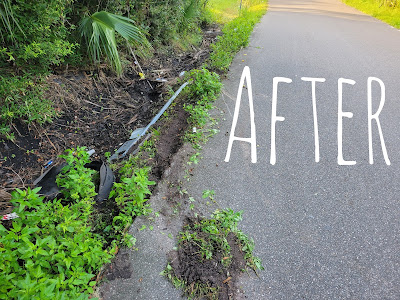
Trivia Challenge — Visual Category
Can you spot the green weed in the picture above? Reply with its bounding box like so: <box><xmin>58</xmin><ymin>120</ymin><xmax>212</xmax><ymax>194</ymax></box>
<box><xmin>185</xmin><ymin>68</ymin><xmax>223</xmax><ymax>103</ymax></box>
<box><xmin>202</xmin><ymin>189</ymin><xmax>215</xmax><ymax>201</ymax></box>
<box><xmin>117</xmin><ymin>149</ymin><xmax>152</xmax><ymax>179</ymax></box>
<box><xmin>182</xmin><ymin>68</ymin><xmax>222</xmax><ymax>146</ymax></box>
<box><xmin>141</xmin><ymin>139</ymin><xmax>156</xmax><ymax>158</ymax></box>
<box><xmin>208</xmin><ymin>5</ymin><xmax>267</xmax><ymax>72</ymax></box>
<box><xmin>0</xmin><ymin>146</ymin><xmax>159</xmax><ymax>299</ymax></box>
<box><xmin>187</xmin><ymin>152</ymin><xmax>201</xmax><ymax>165</ymax></box>
<box><xmin>56</xmin><ymin>147</ymin><xmax>97</xmax><ymax>202</ymax></box>
<box><xmin>92</xmin><ymin>166</ymin><xmax>155</xmax><ymax>248</ymax></box>
<box><xmin>110</xmin><ymin>167</ymin><xmax>155</xmax><ymax>218</ymax></box>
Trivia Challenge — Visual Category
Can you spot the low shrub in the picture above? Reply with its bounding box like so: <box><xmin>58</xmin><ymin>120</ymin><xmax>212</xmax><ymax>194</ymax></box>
<box><xmin>0</xmin><ymin>147</ymin><xmax>156</xmax><ymax>299</ymax></box>
<box><xmin>0</xmin><ymin>74</ymin><xmax>55</xmax><ymax>140</ymax></box>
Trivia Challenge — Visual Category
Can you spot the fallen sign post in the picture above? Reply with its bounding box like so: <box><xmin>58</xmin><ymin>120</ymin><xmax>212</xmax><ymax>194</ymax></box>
<box><xmin>110</xmin><ymin>81</ymin><xmax>189</xmax><ymax>161</ymax></box>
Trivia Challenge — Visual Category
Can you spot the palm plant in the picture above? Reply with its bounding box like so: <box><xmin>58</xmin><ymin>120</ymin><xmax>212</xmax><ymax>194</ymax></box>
<box><xmin>79</xmin><ymin>11</ymin><xmax>148</xmax><ymax>76</ymax></box>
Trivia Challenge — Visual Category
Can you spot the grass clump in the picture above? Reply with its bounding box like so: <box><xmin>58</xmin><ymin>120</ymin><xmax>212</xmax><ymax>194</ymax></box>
<box><xmin>180</xmin><ymin>1</ymin><xmax>267</xmax><ymax>152</ymax></box>
<box><xmin>207</xmin><ymin>0</ymin><xmax>267</xmax><ymax>24</ymax></box>
<box><xmin>182</xmin><ymin>68</ymin><xmax>222</xmax><ymax>146</ymax></box>
<box><xmin>181</xmin><ymin>0</ymin><xmax>267</xmax><ymax>145</ymax></box>
<box><xmin>208</xmin><ymin>3</ymin><xmax>267</xmax><ymax>73</ymax></box>
<box><xmin>162</xmin><ymin>209</ymin><xmax>263</xmax><ymax>300</ymax></box>
<box><xmin>343</xmin><ymin>0</ymin><xmax>400</xmax><ymax>28</ymax></box>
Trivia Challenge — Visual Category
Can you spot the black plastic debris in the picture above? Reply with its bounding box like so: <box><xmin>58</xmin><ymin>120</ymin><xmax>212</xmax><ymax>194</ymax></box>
<box><xmin>85</xmin><ymin>161</ymin><xmax>115</xmax><ymax>202</ymax></box>
<box><xmin>34</xmin><ymin>160</ymin><xmax>114</xmax><ymax>203</ymax></box>
<box><xmin>33</xmin><ymin>163</ymin><xmax>66</xmax><ymax>200</ymax></box>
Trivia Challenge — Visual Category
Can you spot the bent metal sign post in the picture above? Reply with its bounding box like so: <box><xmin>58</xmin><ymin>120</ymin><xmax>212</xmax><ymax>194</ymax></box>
<box><xmin>224</xmin><ymin>66</ymin><xmax>391</xmax><ymax>166</ymax></box>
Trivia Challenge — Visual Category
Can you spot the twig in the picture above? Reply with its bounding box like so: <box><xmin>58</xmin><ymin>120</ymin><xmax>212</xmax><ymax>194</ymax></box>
<box><xmin>54</xmin><ymin>122</ymin><xmax>82</xmax><ymax>129</ymax></box>
<box><xmin>128</xmin><ymin>45</ymin><xmax>154</xmax><ymax>90</ymax></box>
<box><xmin>43</xmin><ymin>129</ymin><xmax>58</xmax><ymax>152</ymax></box>
<box><xmin>11</xmin><ymin>123</ymin><xmax>22</xmax><ymax>137</ymax></box>
<box><xmin>152</xmin><ymin>68</ymin><xmax>172</xmax><ymax>73</ymax></box>
<box><xmin>32</xmin><ymin>123</ymin><xmax>58</xmax><ymax>152</ymax></box>
<box><xmin>82</xmin><ymin>99</ymin><xmax>118</xmax><ymax>110</ymax></box>
<box><xmin>4</xmin><ymin>167</ymin><xmax>25</xmax><ymax>189</ymax></box>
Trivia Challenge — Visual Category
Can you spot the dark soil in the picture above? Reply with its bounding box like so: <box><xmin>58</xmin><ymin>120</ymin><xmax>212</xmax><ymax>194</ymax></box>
<box><xmin>151</xmin><ymin>106</ymin><xmax>189</xmax><ymax>181</ymax></box>
<box><xmin>0</xmin><ymin>25</ymin><xmax>221</xmax><ymax>217</ymax></box>
<box><xmin>103</xmin><ymin>251</ymin><xmax>133</xmax><ymax>281</ymax></box>
<box><xmin>168</xmin><ymin>217</ymin><xmax>247</xmax><ymax>300</ymax></box>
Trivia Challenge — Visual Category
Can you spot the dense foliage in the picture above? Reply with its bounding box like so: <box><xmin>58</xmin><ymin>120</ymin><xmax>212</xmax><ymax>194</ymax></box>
<box><xmin>0</xmin><ymin>147</ymin><xmax>155</xmax><ymax>299</ymax></box>
<box><xmin>209</xmin><ymin>6</ymin><xmax>266</xmax><ymax>72</ymax></box>
<box><xmin>0</xmin><ymin>0</ymin><xmax>208</xmax><ymax>71</ymax></box>
<box><xmin>0</xmin><ymin>0</ymin><xmax>209</xmax><ymax>139</ymax></box>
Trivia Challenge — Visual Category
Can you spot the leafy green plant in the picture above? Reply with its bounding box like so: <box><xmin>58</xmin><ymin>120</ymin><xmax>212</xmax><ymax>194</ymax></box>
<box><xmin>187</xmin><ymin>152</ymin><xmax>201</xmax><ymax>165</ymax></box>
<box><xmin>185</xmin><ymin>68</ymin><xmax>222</xmax><ymax>103</ymax></box>
<box><xmin>110</xmin><ymin>167</ymin><xmax>155</xmax><ymax>217</ymax></box>
<box><xmin>0</xmin><ymin>186</ymin><xmax>112</xmax><ymax>299</ymax></box>
<box><xmin>96</xmin><ymin>167</ymin><xmax>155</xmax><ymax>247</ymax></box>
<box><xmin>202</xmin><ymin>189</ymin><xmax>215</xmax><ymax>201</ymax></box>
<box><xmin>79</xmin><ymin>11</ymin><xmax>149</xmax><ymax>76</ymax></box>
<box><xmin>0</xmin><ymin>146</ymin><xmax>160</xmax><ymax>298</ymax></box>
<box><xmin>141</xmin><ymin>139</ymin><xmax>156</xmax><ymax>158</ymax></box>
<box><xmin>56</xmin><ymin>147</ymin><xmax>97</xmax><ymax>202</ymax></box>
<box><xmin>0</xmin><ymin>75</ymin><xmax>56</xmax><ymax>140</ymax></box>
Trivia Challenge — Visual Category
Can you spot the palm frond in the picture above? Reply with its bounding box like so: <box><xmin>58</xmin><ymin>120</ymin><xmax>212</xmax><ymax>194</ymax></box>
<box><xmin>79</xmin><ymin>11</ymin><xmax>148</xmax><ymax>76</ymax></box>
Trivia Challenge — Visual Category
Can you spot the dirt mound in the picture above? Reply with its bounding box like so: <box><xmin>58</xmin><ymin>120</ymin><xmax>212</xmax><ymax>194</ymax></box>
<box><xmin>167</xmin><ymin>216</ymin><xmax>250</xmax><ymax>300</ymax></box>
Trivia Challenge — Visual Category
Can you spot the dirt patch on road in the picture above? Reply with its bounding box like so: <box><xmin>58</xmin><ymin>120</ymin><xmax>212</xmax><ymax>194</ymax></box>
<box><xmin>165</xmin><ymin>215</ymin><xmax>254</xmax><ymax>300</ymax></box>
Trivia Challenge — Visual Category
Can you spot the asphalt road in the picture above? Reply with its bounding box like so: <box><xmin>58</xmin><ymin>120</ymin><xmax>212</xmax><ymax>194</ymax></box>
<box><xmin>101</xmin><ymin>0</ymin><xmax>400</xmax><ymax>299</ymax></box>
<box><xmin>187</xmin><ymin>0</ymin><xmax>400</xmax><ymax>299</ymax></box>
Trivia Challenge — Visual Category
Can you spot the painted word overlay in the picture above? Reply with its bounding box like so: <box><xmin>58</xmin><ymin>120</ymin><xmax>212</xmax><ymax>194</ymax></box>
<box><xmin>225</xmin><ymin>66</ymin><xmax>391</xmax><ymax>165</ymax></box>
